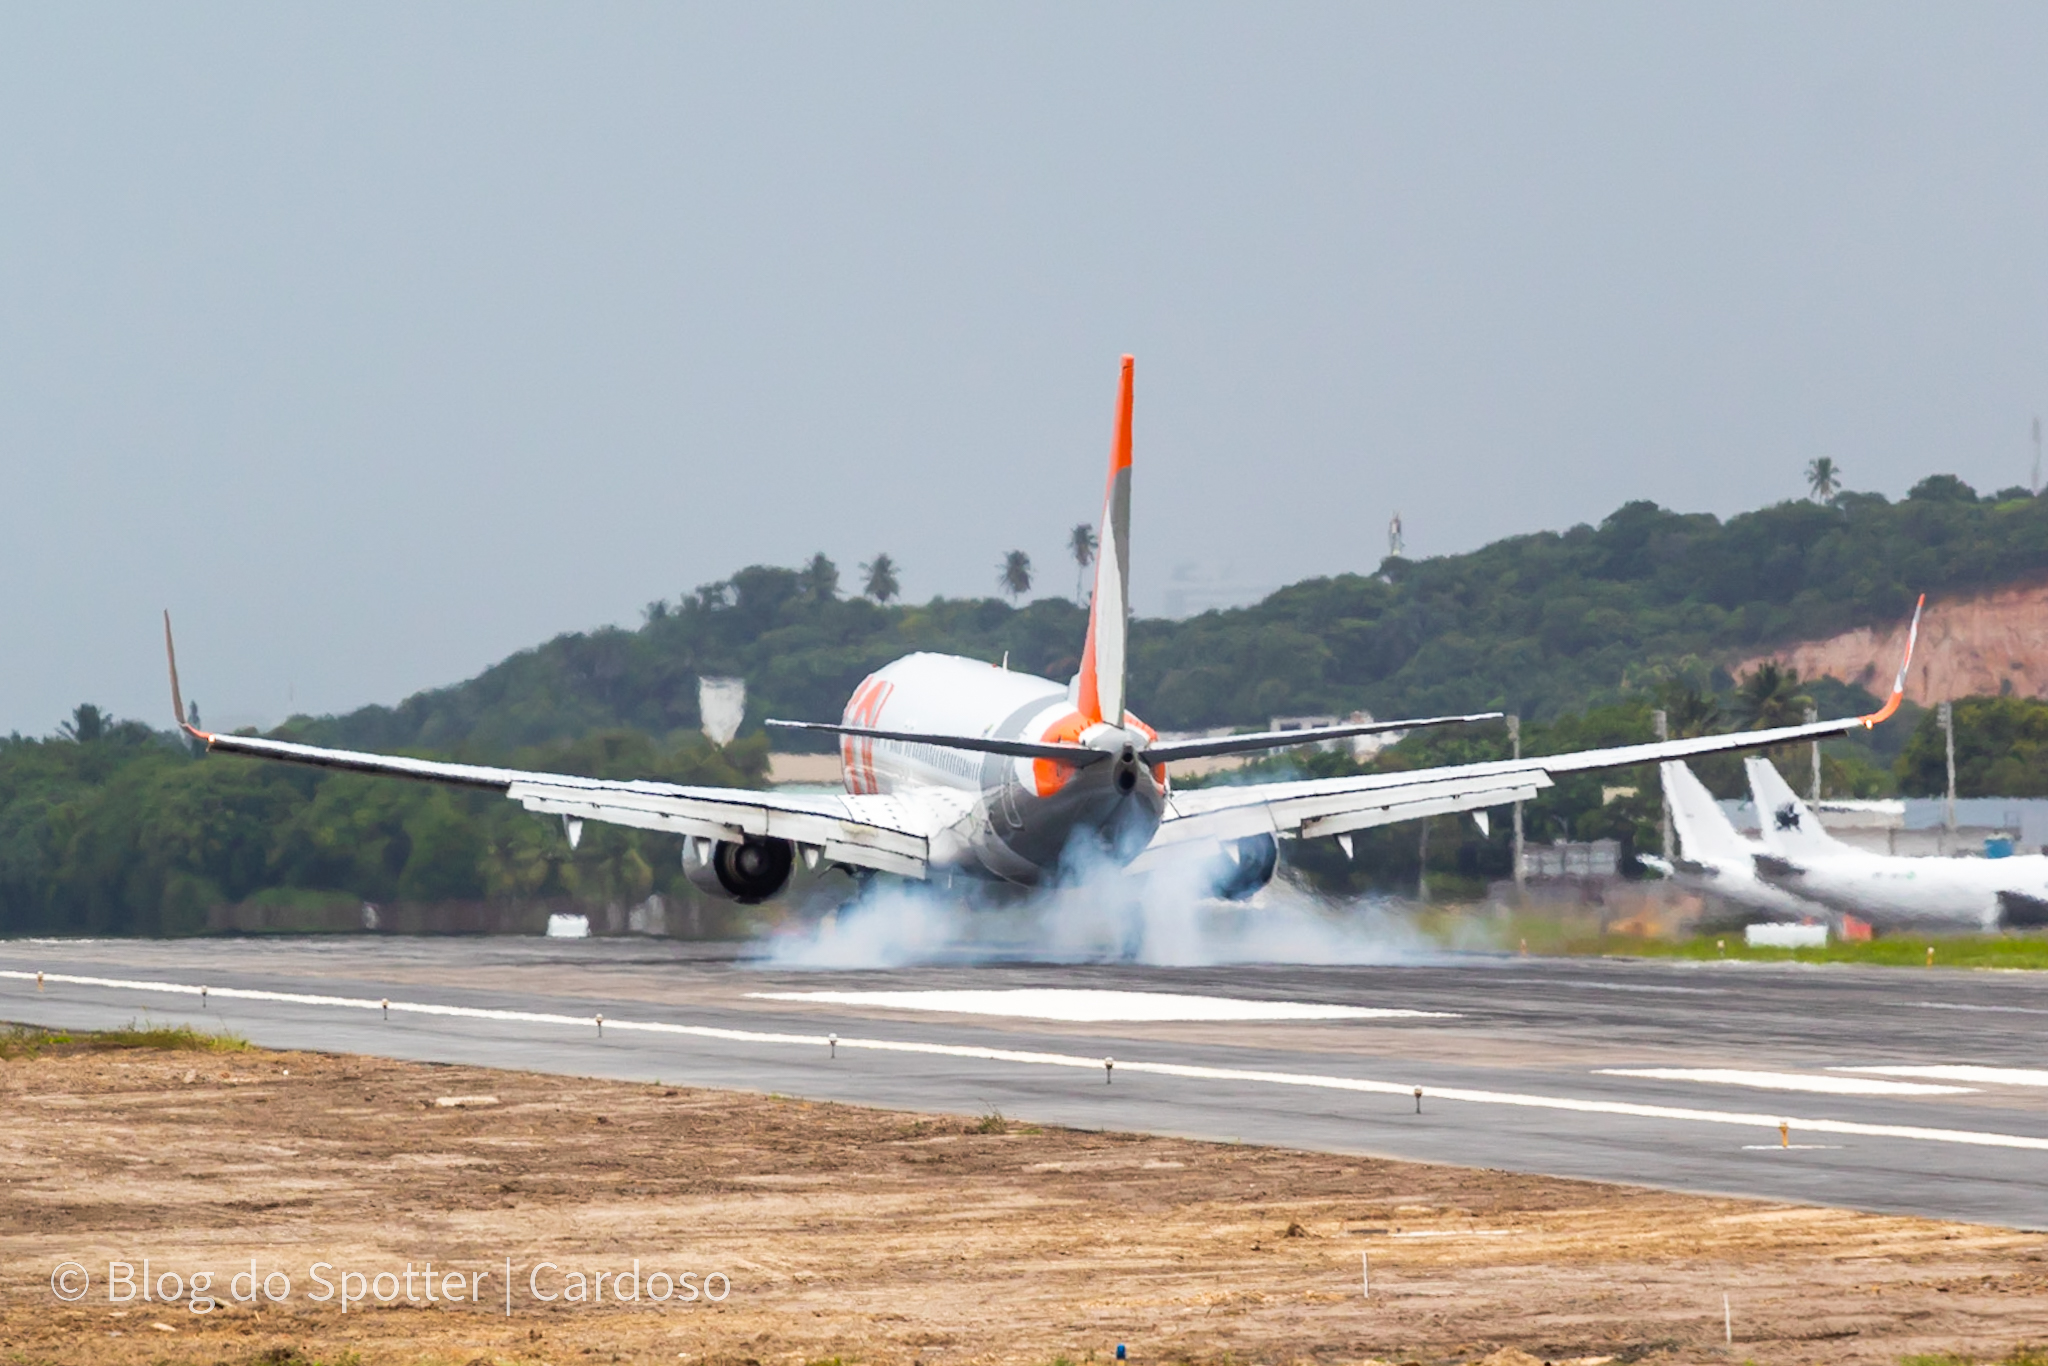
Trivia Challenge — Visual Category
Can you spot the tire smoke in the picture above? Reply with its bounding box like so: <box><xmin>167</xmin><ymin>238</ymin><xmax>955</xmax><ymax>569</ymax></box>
<box><xmin>760</xmin><ymin>854</ymin><xmax>1428</xmax><ymax>969</ymax></box>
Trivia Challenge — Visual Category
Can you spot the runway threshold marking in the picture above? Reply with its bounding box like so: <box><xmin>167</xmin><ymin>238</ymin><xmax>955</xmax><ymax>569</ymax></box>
<box><xmin>11</xmin><ymin>969</ymin><xmax>2048</xmax><ymax>1153</ymax></box>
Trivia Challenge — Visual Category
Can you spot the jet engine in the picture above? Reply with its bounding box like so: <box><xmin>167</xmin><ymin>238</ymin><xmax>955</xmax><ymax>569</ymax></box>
<box><xmin>684</xmin><ymin>836</ymin><xmax>796</xmax><ymax>904</ymax></box>
<box><xmin>1209</xmin><ymin>833</ymin><xmax>1279</xmax><ymax>901</ymax></box>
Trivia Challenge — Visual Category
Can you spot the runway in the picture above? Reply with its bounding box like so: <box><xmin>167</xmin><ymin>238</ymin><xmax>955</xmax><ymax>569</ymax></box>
<box><xmin>8</xmin><ymin>936</ymin><xmax>2048</xmax><ymax>1227</ymax></box>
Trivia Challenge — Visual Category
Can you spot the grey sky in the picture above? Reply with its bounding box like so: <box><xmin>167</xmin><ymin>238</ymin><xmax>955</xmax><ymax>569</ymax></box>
<box><xmin>6</xmin><ymin>5</ymin><xmax>2048</xmax><ymax>734</ymax></box>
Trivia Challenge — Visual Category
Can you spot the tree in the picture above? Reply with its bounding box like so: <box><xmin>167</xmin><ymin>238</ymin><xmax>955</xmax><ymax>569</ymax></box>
<box><xmin>1806</xmin><ymin>457</ymin><xmax>1842</xmax><ymax>503</ymax></box>
<box><xmin>861</xmin><ymin>554</ymin><xmax>900</xmax><ymax>603</ymax></box>
<box><xmin>1896</xmin><ymin>695</ymin><xmax>2048</xmax><ymax>797</ymax></box>
<box><xmin>998</xmin><ymin>550</ymin><xmax>1033</xmax><ymax>601</ymax></box>
<box><xmin>1067</xmin><ymin>523</ymin><xmax>1097</xmax><ymax>602</ymax></box>
<box><xmin>800</xmin><ymin>552</ymin><xmax>839</xmax><ymax>603</ymax></box>
<box><xmin>1908</xmin><ymin>474</ymin><xmax>1978</xmax><ymax>503</ymax></box>
<box><xmin>59</xmin><ymin>704</ymin><xmax>107</xmax><ymax>744</ymax></box>
<box><xmin>1734</xmin><ymin>663</ymin><xmax>1813</xmax><ymax>731</ymax></box>
<box><xmin>1654</xmin><ymin>683</ymin><xmax>1724</xmax><ymax>738</ymax></box>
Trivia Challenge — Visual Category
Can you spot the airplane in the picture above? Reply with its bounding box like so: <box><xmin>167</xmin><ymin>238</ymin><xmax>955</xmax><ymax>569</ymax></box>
<box><xmin>1637</xmin><ymin>761</ymin><xmax>1832</xmax><ymax>920</ymax></box>
<box><xmin>161</xmin><ymin>356</ymin><xmax>1927</xmax><ymax>909</ymax></box>
<box><xmin>1745</xmin><ymin>756</ymin><xmax>2048</xmax><ymax>930</ymax></box>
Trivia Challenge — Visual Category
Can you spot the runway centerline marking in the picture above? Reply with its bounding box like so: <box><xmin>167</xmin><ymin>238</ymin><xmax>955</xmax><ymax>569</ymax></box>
<box><xmin>1594</xmin><ymin>1068</ymin><xmax>1977</xmax><ymax>1096</ymax></box>
<box><xmin>11</xmin><ymin>969</ymin><xmax>2048</xmax><ymax>1153</ymax></box>
<box><xmin>742</xmin><ymin>988</ymin><xmax>1454</xmax><ymax>1023</ymax></box>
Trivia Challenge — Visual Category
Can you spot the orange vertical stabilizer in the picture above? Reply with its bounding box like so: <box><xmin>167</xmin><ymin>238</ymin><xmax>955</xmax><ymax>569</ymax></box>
<box><xmin>1076</xmin><ymin>355</ymin><xmax>1134</xmax><ymax>726</ymax></box>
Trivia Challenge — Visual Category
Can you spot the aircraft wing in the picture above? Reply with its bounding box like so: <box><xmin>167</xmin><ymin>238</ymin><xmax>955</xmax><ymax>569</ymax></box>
<box><xmin>1140</xmin><ymin>593</ymin><xmax>1925</xmax><ymax>866</ymax></box>
<box><xmin>1135</xmin><ymin>711</ymin><xmax>1899</xmax><ymax>870</ymax></box>
<box><xmin>189</xmin><ymin>728</ymin><xmax>934</xmax><ymax>877</ymax></box>
<box><xmin>161</xmin><ymin>618</ymin><xmax>929</xmax><ymax>878</ymax></box>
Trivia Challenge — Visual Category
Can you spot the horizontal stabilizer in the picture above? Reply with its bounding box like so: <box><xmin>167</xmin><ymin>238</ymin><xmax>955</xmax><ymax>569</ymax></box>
<box><xmin>765</xmin><ymin>718</ymin><xmax>1110</xmax><ymax>765</ymax></box>
<box><xmin>1145</xmin><ymin>711</ymin><xmax>1501</xmax><ymax>764</ymax></box>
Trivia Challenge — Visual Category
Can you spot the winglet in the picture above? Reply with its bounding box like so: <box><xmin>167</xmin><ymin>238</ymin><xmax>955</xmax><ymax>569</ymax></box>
<box><xmin>163</xmin><ymin>611</ymin><xmax>211</xmax><ymax>742</ymax></box>
<box><xmin>1076</xmin><ymin>354</ymin><xmax>1134</xmax><ymax>726</ymax></box>
<box><xmin>1859</xmin><ymin>593</ymin><xmax>1925</xmax><ymax>729</ymax></box>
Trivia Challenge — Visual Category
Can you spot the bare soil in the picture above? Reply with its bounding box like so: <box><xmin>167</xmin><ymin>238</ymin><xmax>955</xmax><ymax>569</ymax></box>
<box><xmin>4</xmin><ymin>1040</ymin><xmax>2048</xmax><ymax>1366</ymax></box>
<box><xmin>1735</xmin><ymin>576</ymin><xmax>2048</xmax><ymax>705</ymax></box>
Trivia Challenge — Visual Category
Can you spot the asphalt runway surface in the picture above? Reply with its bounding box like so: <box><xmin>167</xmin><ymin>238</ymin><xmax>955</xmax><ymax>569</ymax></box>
<box><xmin>7</xmin><ymin>936</ymin><xmax>2048</xmax><ymax>1228</ymax></box>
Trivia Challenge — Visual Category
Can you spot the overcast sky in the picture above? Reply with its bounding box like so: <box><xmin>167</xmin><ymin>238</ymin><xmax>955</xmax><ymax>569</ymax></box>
<box><xmin>6</xmin><ymin>5</ymin><xmax>2048</xmax><ymax>734</ymax></box>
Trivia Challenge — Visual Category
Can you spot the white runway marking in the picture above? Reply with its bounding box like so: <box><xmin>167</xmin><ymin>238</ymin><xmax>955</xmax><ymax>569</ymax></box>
<box><xmin>12</xmin><ymin>970</ymin><xmax>2048</xmax><ymax>1152</ymax></box>
<box><xmin>1555</xmin><ymin>982</ymin><xmax>1725</xmax><ymax>995</ymax></box>
<box><xmin>742</xmin><ymin>988</ymin><xmax>1454</xmax><ymax>1023</ymax></box>
<box><xmin>1915</xmin><ymin>1001</ymin><xmax>2048</xmax><ymax>1017</ymax></box>
<box><xmin>1742</xmin><ymin>1144</ymin><xmax>1845</xmax><ymax>1151</ymax></box>
<box><xmin>1594</xmin><ymin>1068</ymin><xmax>1977</xmax><ymax>1096</ymax></box>
<box><xmin>1836</xmin><ymin>1065</ymin><xmax>2048</xmax><ymax>1087</ymax></box>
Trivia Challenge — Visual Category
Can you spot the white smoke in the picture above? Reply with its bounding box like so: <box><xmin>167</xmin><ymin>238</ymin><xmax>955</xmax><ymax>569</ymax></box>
<box><xmin>759</xmin><ymin>849</ymin><xmax>1430</xmax><ymax>969</ymax></box>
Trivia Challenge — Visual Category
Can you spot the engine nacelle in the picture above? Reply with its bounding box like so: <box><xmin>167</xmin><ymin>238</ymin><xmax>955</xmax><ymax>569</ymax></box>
<box><xmin>1208</xmin><ymin>833</ymin><xmax>1279</xmax><ymax>901</ymax></box>
<box><xmin>684</xmin><ymin>836</ymin><xmax>795</xmax><ymax>904</ymax></box>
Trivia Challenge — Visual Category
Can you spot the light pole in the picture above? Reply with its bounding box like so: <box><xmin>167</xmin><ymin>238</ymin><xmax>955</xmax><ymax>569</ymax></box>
<box><xmin>1508</xmin><ymin>715</ymin><xmax>1525</xmax><ymax>899</ymax></box>
<box><xmin>1807</xmin><ymin>704</ymin><xmax>1821</xmax><ymax>803</ymax></box>
<box><xmin>1940</xmin><ymin>699</ymin><xmax>1957</xmax><ymax>852</ymax></box>
<box><xmin>1651</xmin><ymin>709</ymin><xmax>1671</xmax><ymax>861</ymax></box>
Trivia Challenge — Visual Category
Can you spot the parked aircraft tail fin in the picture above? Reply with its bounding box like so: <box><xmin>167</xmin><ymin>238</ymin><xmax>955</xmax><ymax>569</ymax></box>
<box><xmin>1076</xmin><ymin>354</ymin><xmax>1134</xmax><ymax>726</ymax></box>
<box><xmin>1744</xmin><ymin>756</ymin><xmax>1847</xmax><ymax>858</ymax></box>
<box><xmin>1660</xmin><ymin>761</ymin><xmax>1753</xmax><ymax>863</ymax></box>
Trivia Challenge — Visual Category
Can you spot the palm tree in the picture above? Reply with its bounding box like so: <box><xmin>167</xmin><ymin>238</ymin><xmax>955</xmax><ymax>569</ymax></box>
<box><xmin>800</xmin><ymin>552</ymin><xmax>839</xmax><ymax>603</ymax></box>
<box><xmin>860</xmin><ymin>554</ymin><xmax>899</xmax><ymax>604</ymax></box>
<box><xmin>1735</xmin><ymin>663</ymin><xmax>1812</xmax><ymax>731</ymax></box>
<box><xmin>1067</xmin><ymin>523</ymin><xmax>1097</xmax><ymax>602</ymax></box>
<box><xmin>59</xmin><ymin>703</ymin><xmax>106</xmax><ymax>743</ymax></box>
<box><xmin>1806</xmin><ymin>457</ymin><xmax>1842</xmax><ymax>503</ymax></box>
<box><xmin>998</xmin><ymin>550</ymin><xmax>1033</xmax><ymax>602</ymax></box>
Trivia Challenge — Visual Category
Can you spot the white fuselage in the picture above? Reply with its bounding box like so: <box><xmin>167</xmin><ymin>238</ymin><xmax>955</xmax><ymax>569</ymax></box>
<box><xmin>1754</xmin><ymin>848</ymin><xmax>2048</xmax><ymax>931</ymax></box>
<box><xmin>1744</xmin><ymin>756</ymin><xmax>2048</xmax><ymax>930</ymax></box>
<box><xmin>837</xmin><ymin>652</ymin><xmax>1166</xmax><ymax>883</ymax></box>
<box><xmin>1646</xmin><ymin>850</ymin><xmax>1831</xmax><ymax>919</ymax></box>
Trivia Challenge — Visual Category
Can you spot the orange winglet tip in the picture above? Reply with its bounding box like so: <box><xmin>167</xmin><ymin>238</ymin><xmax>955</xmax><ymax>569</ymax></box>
<box><xmin>163</xmin><ymin>611</ymin><xmax>214</xmax><ymax>743</ymax></box>
<box><xmin>1859</xmin><ymin>593</ymin><xmax>1925</xmax><ymax>729</ymax></box>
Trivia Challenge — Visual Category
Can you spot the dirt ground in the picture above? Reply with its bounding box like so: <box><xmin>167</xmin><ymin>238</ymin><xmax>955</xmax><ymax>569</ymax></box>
<box><xmin>5</xmin><ymin>1039</ymin><xmax>2048</xmax><ymax>1366</ymax></box>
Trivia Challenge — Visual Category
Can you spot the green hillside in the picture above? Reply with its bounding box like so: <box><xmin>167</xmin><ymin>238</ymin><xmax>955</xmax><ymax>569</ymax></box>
<box><xmin>6</xmin><ymin>473</ymin><xmax>2047</xmax><ymax>937</ymax></box>
<box><xmin>298</xmin><ymin>474</ymin><xmax>2048</xmax><ymax>754</ymax></box>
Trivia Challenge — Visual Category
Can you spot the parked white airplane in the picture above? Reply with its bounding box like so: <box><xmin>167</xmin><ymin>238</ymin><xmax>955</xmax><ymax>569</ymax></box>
<box><xmin>1746</xmin><ymin>757</ymin><xmax>2048</xmax><ymax>930</ymax></box>
<box><xmin>1638</xmin><ymin>761</ymin><xmax>1830</xmax><ymax>919</ymax></box>
<box><xmin>163</xmin><ymin>357</ymin><xmax>1925</xmax><ymax>907</ymax></box>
